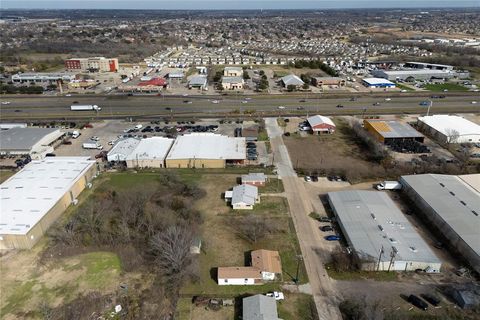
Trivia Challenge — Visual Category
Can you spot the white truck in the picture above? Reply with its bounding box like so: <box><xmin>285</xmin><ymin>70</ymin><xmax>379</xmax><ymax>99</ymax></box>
<box><xmin>72</xmin><ymin>130</ymin><xmax>81</xmax><ymax>139</ymax></box>
<box><xmin>376</xmin><ymin>181</ymin><xmax>402</xmax><ymax>190</ymax></box>
<box><xmin>82</xmin><ymin>142</ymin><xmax>103</xmax><ymax>150</ymax></box>
<box><xmin>70</xmin><ymin>105</ymin><xmax>101</xmax><ymax>111</ymax></box>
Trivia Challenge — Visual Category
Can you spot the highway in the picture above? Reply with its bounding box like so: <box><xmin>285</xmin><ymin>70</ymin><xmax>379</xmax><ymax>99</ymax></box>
<box><xmin>1</xmin><ymin>93</ymin><xmax>479</xmax><ymax>120</ymax></box>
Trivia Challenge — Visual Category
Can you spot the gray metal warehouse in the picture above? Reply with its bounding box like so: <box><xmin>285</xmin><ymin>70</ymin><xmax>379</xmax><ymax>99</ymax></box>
<box><xmin>327</xmin><ymin>190</ymin><xmax>441</xmax><ymax>272</ymax></box>
<box><xmin>400</xmin><ymin>174</ymin><xmax>480</xmax><ymax>274</ymax></box>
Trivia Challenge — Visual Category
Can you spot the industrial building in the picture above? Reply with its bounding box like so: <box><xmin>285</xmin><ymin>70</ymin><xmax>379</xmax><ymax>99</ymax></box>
<box><xmin>65</xmin><ymin>57</ymin><xmax>119</xmax><ymax>72</ymax></box>
<box><xmin>363</xmin><ymin>120</ymin><xmax>424</xmax><ymax>144</ymax></box>
<box><xmin>188</xmin><ymin>75</ymin><xmax>208</xmax><ymax>90</ymax></box>
<box><xmin>404</xmin><ymin>61</ymin><xmax>454</xmax><ymax>71</ymax></box>
<box><xmin>165</xmin><ymin>133</ymin><xmax>246</xmax><ymax>168</ymax></box>
<box><xmin>125</xmin><ymin>137</ymin><xmax>174</xmax><ymax>168</ymax></box>
<box><xmin>327</xmin><ymin>190</ymin><xmax>442</xmax><ymax>272</ymax></box>
<box><xmin>312</xmin><ymin>77</ymin><xmax>346</xmax><ymax>87</ymax></box>
<box><xmin>307</xmin><ymin>115</ymin><xmax>336</xmax><ymax>134</ymax></box>
<box><xmin>0</xmin><ymin>127</ymin><xmax>65</xmax><ymax>159</ymax></box>
<box><xmin>362</xmin><ymin>78</ymin><xmax>396</xmax><ymax>88</ymax></box>
<box><xmin>0</xmin><ymin>157</ymin><xmax>97</xmax><ymax>249</ymax></box>
<box><xmin>371</xmin><ymin>69</ymin><xmax>466</xmax><ymax>81</ymax></box>
<box><xmin>107</xmin><ymin>137</ymin><xmax>141</xmax><ymax>162</ymax></box>
<box><xmin>400</xmin><ymin>174</ymin><xmax>480</xmax><ymax>274</ymax></box>
<box><xmin>417</xmin><ymin>115</ymin><xmax>480</xmax><ymax>144</ymax></box>
<box><xmin>12</xmin><ymin>73</ymin><xmax>76</xmax><ymax>84</ymax></box>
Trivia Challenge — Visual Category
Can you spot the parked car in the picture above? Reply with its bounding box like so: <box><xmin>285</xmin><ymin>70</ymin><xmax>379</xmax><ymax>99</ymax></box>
<box><xmin>62</xmin><ymin>140</ymin><xmax>72</xmax><ymax>145</ymax></box>
<box><xmin>304</xmin><ymin>176</ymin><xmax>312</xmax><ymax>182</ymax></box>
<box><xmin>278</xmin><ymin>106</ymin><xmax>285</xmax><ymax>109</ymax></box>
<box><xmin>318</xmin><ymin>216</ymin><xmax>332</xmax><ymax>223</ymax></box>
<box><xmin>90</xmin><ymin>136</ymin><xmax>100</xmax><ymax>141</ymax></box>
<box><xmin>296</xmin><ymin>106</ymin><xmax>305</xmax><ymax>110</ymax></box>
<box><xmin>325</xmin><ymin>235</ymin><xmax>340</xmax><ymax>241</ymax></box>
<box><xmin>420</xmin><ymin>294</ymin><xmax>441</xmax><ymax>307</ymax></box>
<box><xmin>311</xmin><ymin>176</ymin><xmax>318</xmax><ymax>182</ymax></box>
<box><xmin>284</xmin><ymin>132</ymin><xmax>291</xmax><ymax>136</ymax></box>
<box><xmin>320</xmin><ymin>226</ymin><xmax>333</xmax><ymax>232</ymax></box>
<box><xmin>266</xmin><ymin>292</ymin><xmax>285</xmax><ymax>301</ymax></box>
<box><xmin>407</xmin><ymin>295</ymin><xmax>428</xmax><ymax>311</ymax></box>
<box><xmin>45</xmin><ymin>153</ymin><xmax>56</xmax><ymax>157</ymax></box>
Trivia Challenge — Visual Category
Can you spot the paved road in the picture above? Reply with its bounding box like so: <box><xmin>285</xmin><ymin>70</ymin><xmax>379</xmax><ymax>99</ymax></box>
<box><xmin>1</xmin><ymin>94</ymin><xmax>479</xmax><ymax>120</ymax></box>
<box><xmin>265</xmin><ymin>118</ymin><xmax>342</xmax><ymax>320</ymax></box>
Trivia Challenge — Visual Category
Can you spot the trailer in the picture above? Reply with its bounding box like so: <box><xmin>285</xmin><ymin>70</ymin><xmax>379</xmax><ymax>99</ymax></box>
<box><xmin>376</xmin><ymin>181</ymin><xmax>402</xmax><ymax>190</ymax></box>
<box><xmin>70</xmin><ymin>105</ymin><xmax>101</xmax><ymax>111</ymax></box>
<box><xmin>82</xmin><ymin>142</ymin><xmax>103</xmax><ymax>150</ymax></box>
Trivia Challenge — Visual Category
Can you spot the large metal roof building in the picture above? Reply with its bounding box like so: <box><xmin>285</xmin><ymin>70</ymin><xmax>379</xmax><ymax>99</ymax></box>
<box><xmin>327</xmin><ymin>190</ymin><xmax>441</xmax><ymax>272</ymax></box>
<box><xmin>0</xmin><ymin>157</ymin><xmax>97</xmax><ymax>249</ymax></box>
<box><xmin>0</xmin><ymin>127</ymin><xmax>65</xmax><ymax>159</ymax></box>
<box><xmin>363</xmin><ymin>120</ymin><xmax>424</xmax><ymax>143</ymax></box>
<box><xmin>400</xmin><ymin>174</ymin><xmax>480</xmax><ymax>274</ymax></box>
<box><xmin>417</xmin><ymin>115</ymin><xmax>480</xmax><ymax>144</ymax></box>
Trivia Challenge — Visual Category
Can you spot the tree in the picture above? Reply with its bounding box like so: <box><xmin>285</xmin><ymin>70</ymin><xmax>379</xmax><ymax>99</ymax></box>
<box><xmin>287</xmin><ymin>84</ymin><xmax>297</xmax><ymax>92</ymax></box>
<box><xmin>445</xmin><ymin>128</ymin><xmax>460</xmax><ymax>144</ymax></box>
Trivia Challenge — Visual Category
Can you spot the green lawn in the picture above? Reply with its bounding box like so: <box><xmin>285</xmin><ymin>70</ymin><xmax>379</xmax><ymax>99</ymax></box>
<box><xmin>424</xmin><ymin>83</ymin><xmax>469</xmax><ymax>92</ymax></box>
<box><xmin>278</xmin><ymin>293</ymin><xmax>318</xmax><ymax>320</ymax></box>
<box><xmin>394</xmin><ymin>82</ymin><xmax>414</xmax><ymax>91</ymax></box>
<box><xmin>0</xmin><ymin>170</ymin><xmax>15</xmax><ymax>183</ymax></box>
<box><xmin>259</xmin><ymin>178</ymin><xmax>284</xmax><ymax>193</ymax></box>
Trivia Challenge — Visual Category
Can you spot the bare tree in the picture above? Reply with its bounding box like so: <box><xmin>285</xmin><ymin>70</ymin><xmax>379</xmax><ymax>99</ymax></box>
<box><xmin>445</xmin><ymin>128</ymin><xmax>460</xmax><ymax>144</ymax></box>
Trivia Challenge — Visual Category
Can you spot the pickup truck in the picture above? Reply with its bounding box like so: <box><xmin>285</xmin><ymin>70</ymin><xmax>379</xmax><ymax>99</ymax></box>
<box><xmin>376</xmin><ymin>181</ymin><xmax>402</xmax><ymax>190</ymax></box>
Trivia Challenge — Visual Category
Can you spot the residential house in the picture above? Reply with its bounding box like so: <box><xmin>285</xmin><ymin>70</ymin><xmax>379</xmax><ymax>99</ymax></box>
<box><xmin>306</xmin><ymin>115</ymin><xmax>336</xmax><ymax>134</ymax></box>
<box><xmin>241</xmin><ymin>173</ymin><xmax>267</xmax><ymax>187</ymax></box>
<box><xmin>243</xmin><ymin>295</ymin><xmax>280</xmax><ymax>320</ymax></box>
<box><xmin>225</xmin><ymin>184</ymin><xmax>259</xmax><ymax>209</ymax></box>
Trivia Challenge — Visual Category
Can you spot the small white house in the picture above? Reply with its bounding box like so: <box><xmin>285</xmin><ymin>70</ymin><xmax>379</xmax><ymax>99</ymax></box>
<box><xmin>217</xmin><ymin>267</ymin><xmax>262</xmax><ymax>285</ymax></box>
<box><xmin>225</xmin><ymin>184</ymin><xmax>259</xmax><ymax>209</ymax></box>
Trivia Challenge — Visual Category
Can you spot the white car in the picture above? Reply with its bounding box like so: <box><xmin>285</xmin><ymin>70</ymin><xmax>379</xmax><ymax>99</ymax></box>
<box><xmin>1</xmin><ymin>101</ymin><xmax>11</xmax><ymax>105</ymax></box>
<box><xmin>278</xmin><ymin>106</ymin><xmax>286</xmax><ymax>109</ymax></box>
<box><xmin>242</xmin><ymin>100</ymin><xmax>248</xmax><ymax>104</ymax></box>
<box><xmin>108</xmin><ymin>140</ymin><xmax>116</xmax><ymax>145</ymax></box>
<box><xmin>65</xmin><ymin>94</ymin><xmax>72</xmax><ymax>97</ymax></box>
<box><xmin>400</xmin><ymin>90</ymin><xmax>408</xmax><ymax>93</ymax></box>
<box><xmin>182</xmin><ymin>93</ymin><xmax>189</xmax><ymax>97</ymax></box>
<box><xmin>211</xmin><ymin>100</ymin><xmax>219</xmax><ymax>104</ymax></box>
<box><xmin>385</xmin><ymin>98</ymin><xmax>391</xmax><ymax>101</ymax></box>
<box><xmin>304</xmin><ymin>176</ymin><xmax>312</xmax><ymax>182</ymax></box>
<box><xmin>471</xmin><ymin>101</ymin><xmax>478</xmax><ymax>104</ymax></box>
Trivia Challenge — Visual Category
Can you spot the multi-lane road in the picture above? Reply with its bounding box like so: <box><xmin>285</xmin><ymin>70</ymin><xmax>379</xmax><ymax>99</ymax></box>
<box><xmin>1</xmin><ymin>93</ymin><xmax>479</xmax><ymax>120</ymax></box>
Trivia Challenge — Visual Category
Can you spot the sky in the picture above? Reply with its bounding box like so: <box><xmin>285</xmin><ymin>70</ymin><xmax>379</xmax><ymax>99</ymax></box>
<box><xmin>2</xmin><ymin>0</ymin><xmax>479</xmax><ymax>10</ymax></box>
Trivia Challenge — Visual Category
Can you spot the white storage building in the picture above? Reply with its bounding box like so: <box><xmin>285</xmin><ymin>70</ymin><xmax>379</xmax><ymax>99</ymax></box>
<box><xmin>327</xmin><ymin>190</ymin><xmax>442</xmax><ymax>272</ymax></box>
<box><xmin>125</xmin><ymin>137</ymin><xmax>174</xmax><ymax>168</ymax></box>
<box><xmin>0</xmin><ymin>157</ymin><xmax>97</xmax><ymax>249</ymax></box>
<box><xmin>107</xmin><ymin>137</ymin><xmax>141</xmax><ymax>162</ymax></box>
<box><xmin>417</xmin><ymin>115</ymin><xmax>480</xmax><ymax>144</ymax></box>
<box><xmin>0</xmin><ymin>127</ymin><xmax>65</xmax><ymax>159</ymax></box>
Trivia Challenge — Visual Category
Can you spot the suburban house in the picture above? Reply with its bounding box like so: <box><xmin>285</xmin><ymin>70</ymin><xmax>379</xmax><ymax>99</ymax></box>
<box><xmin>280</xmin><ymin>74</ymin><xmax>304</xmax><ymax>88</ymax></box>
<box><xmin>222</xmin><ymin>76</ymin><xmax>244</xmax><ymax>90</ymax></box>
<box><xmin>241</xmin><ymin>173</ymin><xmax>267</xmax><ymax>187</ymax></box>
<box><xmin>243</xmin><ymin>295</ymin><xmax>280</xmax><ymax>320</ymax></box>
<box><xmin>312</xmin><ymin>77</ymin><xmax>346</xmax><ymax>87</ymax></box>
<box><xmin>217</xmin><ymin>249</ymin><xmax>282</xmax><ymax>285</ymax></box>
<box><xmin>306</xmin><ymin>115</ymin><xmax>336</xmax><ymax>134</ymax></box>
<box><xmin>224</xmin><ymin>66</ymin><xmax>243</xmax><ymax>77</ymax></box>
<box><xmin>225</xmin><ymin>184</ymin><xmax>259</xmax><ymax>209</ymax></box>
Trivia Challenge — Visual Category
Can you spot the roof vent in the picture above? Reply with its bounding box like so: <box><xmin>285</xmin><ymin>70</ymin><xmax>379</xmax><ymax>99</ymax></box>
<box><xmin>389</xmin><ymin>238</ymin><xmax>397</xmax><ymax>243</ymax></box>
<box><xmin>378</xmin><ymin>225</ymin><xmax>384</xmax><ymax>231</ymax></box>
<box><xmin>449</xmin><ymin>191</ymin><xmax>455</xmax><ymax>196</ymax></box>
<box><xmin>371</xmin><ymin>213</ymin><xmax>376</xmax><ymax>220</ymax></box>
<box><xmin>409</xmin><ymin>246</ymin><xmax>418</xmax><ymax>253</ymax></box>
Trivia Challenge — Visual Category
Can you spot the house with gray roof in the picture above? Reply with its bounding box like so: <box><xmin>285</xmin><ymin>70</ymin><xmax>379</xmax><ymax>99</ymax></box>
<box><xmin>280</xmin><ymin>74</ymin><xmax>304</xmax><ymax>88</ymax></box>
<box><xmin>225</xmin><ymin>184</ymin><xmax>259</xmax><ymax>210</ymax></box>
<box><xmin>243</xmin><ymin>295</ymin><xmax>280</xmax><ymax>320</ymax></box>
<box><xmin>188</xmin><ymin>75</ymin><xmax>208</xmax><ymax>90</ymax></box>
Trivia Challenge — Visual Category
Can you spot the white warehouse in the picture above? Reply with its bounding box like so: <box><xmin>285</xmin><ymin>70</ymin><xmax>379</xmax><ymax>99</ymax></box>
<box><xmin>327</xmin><ymin>190</ymin><xmax>442</xmax><ymax>272</ymax></box>
<box><xmin>417</xmin><ymin>115</ymin><xmax>480</xmax><ymax>144</ymax></box>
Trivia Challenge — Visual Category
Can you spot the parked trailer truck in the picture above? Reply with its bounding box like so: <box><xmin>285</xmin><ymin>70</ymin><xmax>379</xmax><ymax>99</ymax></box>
<box><xmin>82</xmin><ymin>142</ymin><xmax>103</xmax><ymax>150</ymax></box>
<box><xmin>70</xmin><ymin>105</ymin><xmax>101</xmax><ymax>111</ymax></box>
<box><xmin>376</xmin><ymin>181</ymin><xmax>402</xmax><ymax>190</ymax></box>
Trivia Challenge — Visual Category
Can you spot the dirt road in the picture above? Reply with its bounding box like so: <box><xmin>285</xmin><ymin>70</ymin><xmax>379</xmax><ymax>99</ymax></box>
<box><xmin>265</xmin><ymin>118</ymin><xmax>342</xmax><ymax>320</ymax></box>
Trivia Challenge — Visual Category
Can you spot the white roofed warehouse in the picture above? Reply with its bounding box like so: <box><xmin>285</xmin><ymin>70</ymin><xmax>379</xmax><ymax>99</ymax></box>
<box><xmin>307</xmin><ymin>115</ymin><xmax>336</xmax><ymax>134</ymax></box>
<box><xmin>125</xmin><ymin>137</ymin><xmax>174</xmax><ymax>168</ymax></box>
<box><xmin>0</xmin><ymin>157</ymin><xmax>97</xmax><ymax>249</ymax></box>
<box><xmin>417</xmin><ymin>115</ymin><xmax>480</xmax><ymax>144</ymax></box>
<box><xmin>362</xmin><ymin>78</ymin><xmax>396</xmax><ymax>88</ymax></box>
<box><xmin>166</xmin><ymin>133</ymin><xmax>246</xmax><ymax>168</ymax></box>
<box><xmin>400</xmin><ymin>174</ymin><xmax>480</xmax><ymax>274</ymax></box>
<box><xmin>327</xmin><ymin>190</ymin><xmax>441</xmax><ymax>272</ymax></box>
<box><xmin>0</xmin><ymin>127</ymin><xmax>65</xmax><ymax>159</ymax></box>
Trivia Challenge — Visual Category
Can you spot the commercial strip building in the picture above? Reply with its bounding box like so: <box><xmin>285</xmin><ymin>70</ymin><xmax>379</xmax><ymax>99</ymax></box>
<box><xmin>166</xmin><ymin>133</ymin><xmax>246</xmax><ymax>168</ymax></box>
<box><xmin>0</xmin><ymin>127</ymin><xmax>65</xmax><ymax>159</ymax></box>
<box><xmin>372</xmin><ymin>69</ymin><xmax>469</xmax><ymax>81</ymax></box>
<box><xmin>417</xmin><ymin>115</ymin><xmax>480</xmax><ymax>144</ymax></box>
<box><xmin>12</xmin><ymin>73</ymin><xmax>76</xmax><ymax>84</ymax></box>
<box><xmin>312</xmin><ymin>77</ymin><xmax>346</xmax><ymax>87</ymax></box>
<box><xmin>307</xmin><ymin>115</ymin><xmax>336</xmax><ymax>134</ymax></box>
<box><xmin>363</xmin><ymin>120</ymin><xmax>424</xmax><ymax>144</ymax></box>
<box><xmin>65</xmin><ymin>57</ymin><xmax>119</xmax><ymax>72</ymax></box>
<box><xmin>221</xmin><ymin>76</ymin><xmax>244</xmax><ymax>90</ymax></box>
<box><xmin>362</xmin><ymin>78</ymin><xmax>396</xmax><ymax>88</ymax></box>
<box><xmin>327</xmin><ymin>190</ymin><xmax>442</xmax><ymax>272</ymax></box>
<box><xmin>242</xmin><ymin>295</ymin><xmax>280</xmax><ymax>320</ymax></box>
<box><xmin>400</xmin><ymin>174</ymin><xmax>480</xmax><ymax>274</ymax></box>
<box><xmin>218</xmin><ymin>249</ymin><xmax>282</xmax><ymax>285</ymax></box>
<box><xmin>0</xmin><ymin>157</ymin><xmax>97</xmax><ymax>249</ymax></box>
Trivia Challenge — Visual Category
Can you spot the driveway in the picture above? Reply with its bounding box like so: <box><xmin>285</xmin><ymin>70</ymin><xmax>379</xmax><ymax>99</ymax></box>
<box><xmin>264</xmin><ymin>118</ymin><xmax>342</xmax><ymax>320</ymax></box>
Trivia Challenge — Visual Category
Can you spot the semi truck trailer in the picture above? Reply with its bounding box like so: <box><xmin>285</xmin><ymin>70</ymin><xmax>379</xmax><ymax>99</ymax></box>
<box><xmin>82</xmin><ymin>142</ymin><xmax>103</xmax><ymax>150</ymax></box>
<box><xmin>70</xmin><ymin>105</ymin><xmax>101</xmax><ymax>111</ymax></box>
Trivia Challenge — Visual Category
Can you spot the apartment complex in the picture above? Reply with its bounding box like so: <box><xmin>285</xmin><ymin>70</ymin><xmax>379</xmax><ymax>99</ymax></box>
<box><xmin>65</xmin><ymin>57</ymin><xmax>119</xmax><ymax>72</ymax></box>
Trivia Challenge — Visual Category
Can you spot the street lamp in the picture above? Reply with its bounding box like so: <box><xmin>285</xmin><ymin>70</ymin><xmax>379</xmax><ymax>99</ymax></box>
<box><xmin>294</xmin><ymin>254</ymin><xmax>303</xmax><ymax>284</ymax></box>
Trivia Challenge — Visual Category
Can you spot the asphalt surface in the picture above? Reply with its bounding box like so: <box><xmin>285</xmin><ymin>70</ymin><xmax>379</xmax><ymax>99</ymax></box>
<box><xmin>1</xmin><ymin>93</ymin><xmax>479</xmax><ymax>120</ymax></box>
<box><xmin>265</xmin><ymin>118</ymin><xmax>342</xmax><ymax>320</ymax></box>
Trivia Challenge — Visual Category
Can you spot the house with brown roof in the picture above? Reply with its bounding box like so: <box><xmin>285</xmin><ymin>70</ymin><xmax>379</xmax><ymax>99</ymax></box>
<box><xmin>217</xmin><ymin>249</ymin><xmax>282</xmax><ymax>285</ymax></box>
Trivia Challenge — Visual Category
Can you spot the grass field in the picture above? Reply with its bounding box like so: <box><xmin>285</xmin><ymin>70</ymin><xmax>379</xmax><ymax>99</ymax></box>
<box><xmin>424</xmin><ymin>83</ymin><xmax>469</xmax><ymax>92</ymax></box>
<box><xmin>324</xmin><ymin>263</ymin><xmax>398</xmax><ymax>282</ymax></box>
<box><xmin>0</xmin><ymin>170</ymin><xmax>15</xmax><ymax>183</ymax></box>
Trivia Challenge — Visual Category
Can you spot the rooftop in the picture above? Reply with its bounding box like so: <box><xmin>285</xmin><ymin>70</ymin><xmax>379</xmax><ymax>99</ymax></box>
<box><xmin>242</xmin><ymin>172</ymin><xmax>266</xmax><ymax>183</ymax></box>
<box><xmin>217</xmin><ymin>266</ymin><xmax>261</xmax><ymax>279</ymax></box>
<box><xmin>167</xmin><ymin>133</ymin><xmax>246</xmax><ymax>160</ymax></box>
<box><xmin>281</xmin><ymin>74</ymin><xmax>304</xmax><ymax>86</ymax></box>
<box><xmin>365</xmin><ymin>120</ymin><xmax>424</xmax><ymax>139</ymax></box>
<box><xmin>400</xmin><ymin>174</ymin><xmax>480</xmax><ymax>259</ymax></box>
<box><xmin>0</xmin><ymin>157</ymin><xmax>95</xmax><ymax>235</ymax></box>
<box><xmin>107</xmin><ymin>137</ymin><xmax>141</xmax><ymax>162</ymax></box>
<box><xmin>222</xmin><ymin>76</ymin><xmax>244</xmax><ymax>83</ymax></box>
<box><xmin>125</xmin><ymin>137</ymin><xmax>174</xmax><ymax>161</ymax></box>
<box><xmin>307</xmin><ymin>115</ymin><xmax>336</xmax><ymax>128</ymax></box>
<box><xmin>232</xmin><ymin>184</ymin><xmax>258</xmax><ymax>205</ymax></box>
<box><xmin>418</xmin><ymin>115</ymin><xmax>480</xmax><ymax>137</ymax></box>
<box><xmin>0</xmin><ymin>127</ymin><xmax>63</xmax><ymax>152</ymax></box>
<box><xmin>243</xmin><ymin>295</ymin><xmax>279</xmax><ymax>320</ymax></box>
<box><xmin>379</xmin><ymin>69</ymin><xmax>451</xmax><ymax>75</ymax></box>
<box><xmin>328</xmin><ymin>190</ymin><xmax>441</xmax><ymax>264</ymax></box>
<box><xmin>251</xmin><ymin>249</ymin><xmax>282</xmax><ymax>274</ymax></box>
<box><xmin>362</xmin><ymin>78</ymin><xmax>395</xmax><ymax>85</ymax></box>
<box><xmin>189</xmin><ymin>75</ymin><xmax>207</xmax><ymax>85</ymax></box>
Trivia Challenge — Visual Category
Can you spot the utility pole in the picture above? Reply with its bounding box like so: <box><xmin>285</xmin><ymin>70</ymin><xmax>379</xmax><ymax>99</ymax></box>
<box><xmin>294</xmin><ymin>255</ymin><xmax>303</xmax><ymax>284</ymax></box>
<box><xmin>426</xmin><ymin>100</ymin><xmax>433</xmax><ymax>116</ymax></box>
<box><xmin>376</xmin><ymin>245</ymin><xmax>384</xmax><ymax>271</ymax></box>
<box><xmin>387</xmin><ymin>248</ymin><xmax>396</xmax><ymax>272</ymax></box>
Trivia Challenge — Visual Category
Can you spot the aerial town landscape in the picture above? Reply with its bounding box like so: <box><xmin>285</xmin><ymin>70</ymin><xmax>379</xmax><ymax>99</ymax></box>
<box><xmin>0</xmin><ymin>2</ymin><xmax>480</xmax><ymax>320</ymax></box>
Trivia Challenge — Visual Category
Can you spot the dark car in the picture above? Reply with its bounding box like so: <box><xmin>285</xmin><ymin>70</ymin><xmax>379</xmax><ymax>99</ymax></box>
<box><xmin>407</xmin><ymin>295</ymin><xmax>428</xmax><ymax>311</ymax></box>
<box><xmin>336</xmin><ymin>104</ymin><xmax>344</xmax><ymax>108</ymax></box>
<box><xmin>320</xmin><ymin>226</ymin><xmax>334</xmax><ymax>232</ymax></box>
<box><xmin>311</xmin><ymin>176</ymin><xmax>319</xmax><ymax>182</ymax></box>
<box><xmin>325</xmin><ymin>235</ymin><xmax>340</xmax><ymax>241</ymax></box>
<box><xmin>284</xmin><ymin>132</ymin><xmax>291</xmax><ymax>137</ymax></box>
<box><xmin>63</xmin><ymin>140</ymin><xmax>72</xmax><ymax>145</ymax></box>
<box><xmin>318</xmin><ymin>216</ymin><xmax>332</xmax><ymax>223</ymax></box>
<box><xmin>45</xmin><ymin>153</ymin><xmax>56</xmax><ymax>157</ymax></box>
<box><xmin>299</xmin><ymin>99</ymin><xmax>306</xmax><ymax>102</ymax></box>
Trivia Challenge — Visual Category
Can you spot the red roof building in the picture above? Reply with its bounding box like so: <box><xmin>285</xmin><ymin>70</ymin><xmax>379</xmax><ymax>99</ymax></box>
<box><xmin>138</xmin><ymin>78</ymin><xmax>168</xmax><ymax>87</ymax></box>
